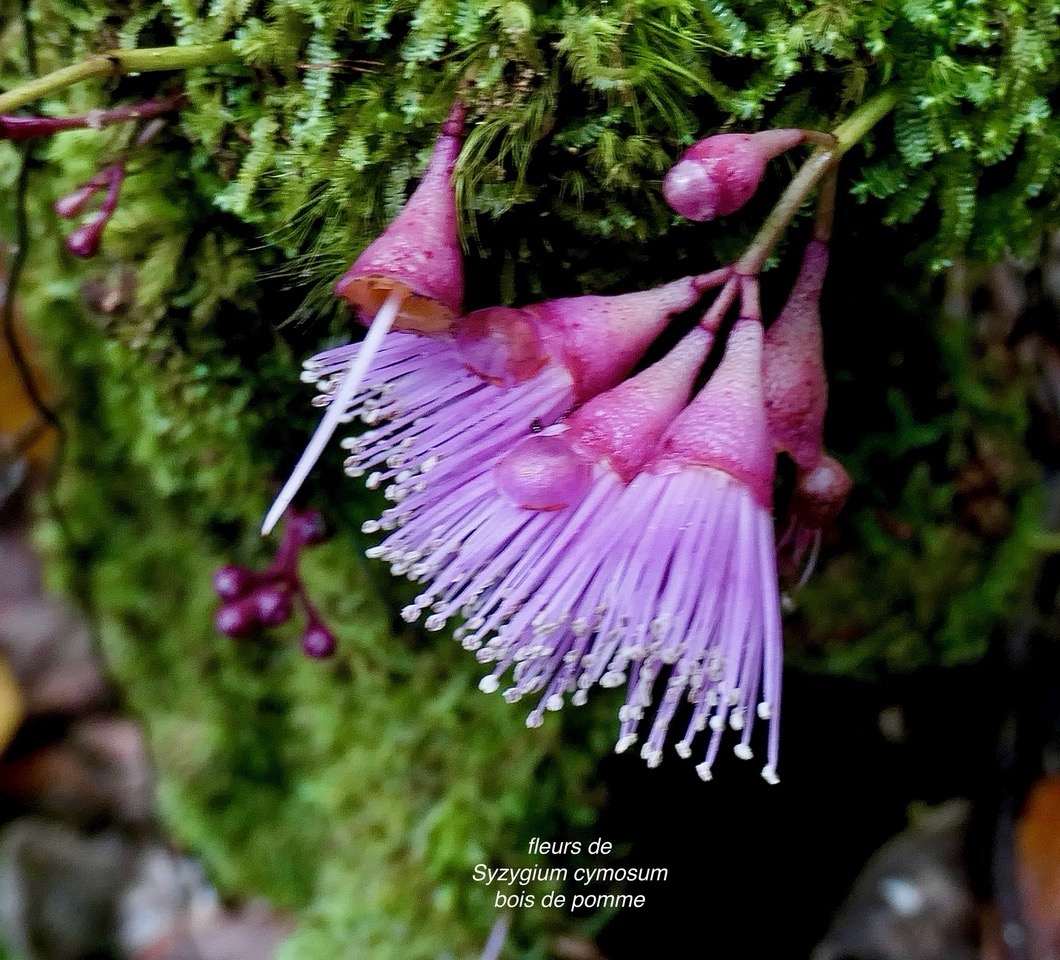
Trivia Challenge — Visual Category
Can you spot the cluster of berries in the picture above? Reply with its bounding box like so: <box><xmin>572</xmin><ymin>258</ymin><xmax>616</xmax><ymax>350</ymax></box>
<box><xmin>212</xmin><ymin>508</ymin><xmax>337</xmax><ymax>659</ymax></box>
<box><xmin>264</xmin><ymin>100</ymin><xmax>854</xmax><ymax>783</ymax></box>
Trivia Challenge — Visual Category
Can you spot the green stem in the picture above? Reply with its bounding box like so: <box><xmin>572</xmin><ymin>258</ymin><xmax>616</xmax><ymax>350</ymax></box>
<box><xmin>737</xmin><ymin>88</ymin><xmax>900</xmax><ymax>275</ymax></box>
<box><xmin>0</xmin><ymin>42</ymin><xmax>239</xmax><ymax>114</ymax></box>
<box><xmin>1032</xmin><ymin>532</ymin><xmax>1060</xmax><ymax>553</ymax></box>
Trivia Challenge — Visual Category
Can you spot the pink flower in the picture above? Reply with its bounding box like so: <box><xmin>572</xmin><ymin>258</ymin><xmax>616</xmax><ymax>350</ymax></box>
<box><xmin>304</xmin><ymin>273</ymin><xmax>724</xmax><ymax>540</ymax></box>
<box><xmin>463</xmin><ymin>313</ymin><xmax>783</xmax><ymax>784</ymax></box>
<box><xmin>371</xmin><ymin>296</ymin><xmax>729</xmax><ymax>630</ymax></box>
<box><xmin>263</xmin><ymin>101</ymin><xmax>468</xmax><ymax>535</ymax></box>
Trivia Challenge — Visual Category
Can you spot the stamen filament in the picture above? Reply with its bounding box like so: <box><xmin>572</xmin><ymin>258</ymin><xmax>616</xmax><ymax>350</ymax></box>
<box><xmin>261</xmin><ymin>287</ymin><xmax>406</xmax><ymax>534</ymax></box>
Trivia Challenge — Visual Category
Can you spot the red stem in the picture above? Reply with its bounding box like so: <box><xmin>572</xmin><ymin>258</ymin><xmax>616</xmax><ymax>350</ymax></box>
<box><xmin>0</xmin><ymin>93</ymin><xmax>184</xmax><ymax>142</ymax></box>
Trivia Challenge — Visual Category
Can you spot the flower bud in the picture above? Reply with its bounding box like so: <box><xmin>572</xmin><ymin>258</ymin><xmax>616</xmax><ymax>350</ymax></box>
<box><xmin>66</xmin><ymin>215</ymin><xmax>107</xmax><ymax>259</ymax></box>
<box><xmin>663</xmin><ymin>129</ymin><xmax>804</xmax><ymax>222</ymax></box>
<box><xmin>289</xmin><ymin>508</ymin><xmax>328</xmax><ymax>547</ymax></box>
<box><xmin>253</xmin><ymin>585</ymin><xmax>294</xmax><ymax>627</ymax></box>
<box><xmin>790</xmin><ymin>455</ymin><xmax>852</xmax><ymax>529</ymax></box>
<box><xmin>212</xmin><ymin>565</ymin><xmax>257</xmax><ymax>601</ymax></box>
<box><xmin>215</xmin><ymin>597</ymin><xmax>260</xmax><ymax>638</ymax></box>
<box><xmin>301</xmin><ymin>622</ymin><xmax>337</xmax><ymax>659</ymax></box>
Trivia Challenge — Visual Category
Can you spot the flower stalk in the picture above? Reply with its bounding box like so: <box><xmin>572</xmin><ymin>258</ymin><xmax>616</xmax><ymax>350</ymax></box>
<box><xmin>0</xmin><ymin>93</ymin><xmax>184</xmax><ymax>141</ymax></box>
<box><xmin>0</xmin><ymin>42</ymin><xmax>237</xmax><ymax>114</ymax></box>
<box><xmin>736</xmin><ymin>88</ymin><xmax>900</xmax><ymax>275</ymax></box>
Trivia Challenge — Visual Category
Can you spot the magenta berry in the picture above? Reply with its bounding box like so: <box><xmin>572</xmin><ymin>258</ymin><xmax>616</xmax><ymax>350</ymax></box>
<box><xmin>213</xmin><ymin>565</ymin><xmax>257</xmax><ymax>601</ymax></box>
<box><xmin>215</xmin><ymin>598</ymin><xmax>260</xmax><ymax>639</ymax></box>
<box><xmin>253</xmin><ymin>585</ymin><xmax>294</xmax><ymax>627</ymax></box>
<box><xmin>301</xmin><ymin>622</ymin><xmax>337</xmax><ymax>659</ymax></box>
<box><xmin>663</xmin><ymin>129</ymin><xmax>804</xmax><ymax>222</ymax></box>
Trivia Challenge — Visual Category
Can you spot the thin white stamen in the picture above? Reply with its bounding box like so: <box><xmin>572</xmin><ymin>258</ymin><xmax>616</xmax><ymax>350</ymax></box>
<box><xmin>261</xmin><ymin>287</ymin><xmax>405</xmax><ymax>535</ymax></box>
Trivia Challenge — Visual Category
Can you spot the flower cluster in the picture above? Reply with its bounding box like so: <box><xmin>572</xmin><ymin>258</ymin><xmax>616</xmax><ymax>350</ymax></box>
<box><xmin>2</xmin><ymin>93</ymin><xmax>182</xmax><ymax>258</ymax></box>
<box><xmin>268</xmin><ymin>107</ymin><xmax>854</xmax><ymax>781</ymax></box>
<box><xmin>213</xmin><ymin>508</ymin><xmax>337</xmax><ymax>658</ymax></box>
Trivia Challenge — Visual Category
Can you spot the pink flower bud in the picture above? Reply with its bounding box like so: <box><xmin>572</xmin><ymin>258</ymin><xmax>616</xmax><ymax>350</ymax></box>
<box><xmin>790</xmin><ymin>455</ymin><xmax>851</xmax><ymax>529</ymax></box>
<box><xmin>301</xmin><ymin>622</ymin><xmax>337</xmax><ymax>659</ymax></box>
<box><xmin>54</xmin><ymin>183</ymin><xmax>101</xmax><ymax>219</ymax></box>
<box><xmin>66</xmin><ymin>214</ymin><xmax>107</xmax><ymax>259</ymax></box>
<box><xmin>288</xmin><ymin>508</ymin><xmax>328</xmax><ymax>547</ymax></box>
<box><xmin>253</xmin><ymin>585</ymin><xmax>293</xmax><ymax>627</ymax></box>
<box><xmin>215</xmin><ymin>597</ymin><xmax>260</xmax><ymax>638</ymax></box>
<box><xmin>664</xmin><ymin>129</ymin><xmax>804</xmax><ymax>222</ymax></box>
<box><xmin>212</xmin><ymin>565</ymin><xmax>257</xmax><ymax>601</ymax></box>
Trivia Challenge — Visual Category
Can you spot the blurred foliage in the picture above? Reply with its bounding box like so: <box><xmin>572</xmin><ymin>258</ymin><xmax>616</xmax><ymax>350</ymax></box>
<box><xmin>0</xmin><ymin>0</ymin><xmax>1056</xmax><ymax>956</ymax></box>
